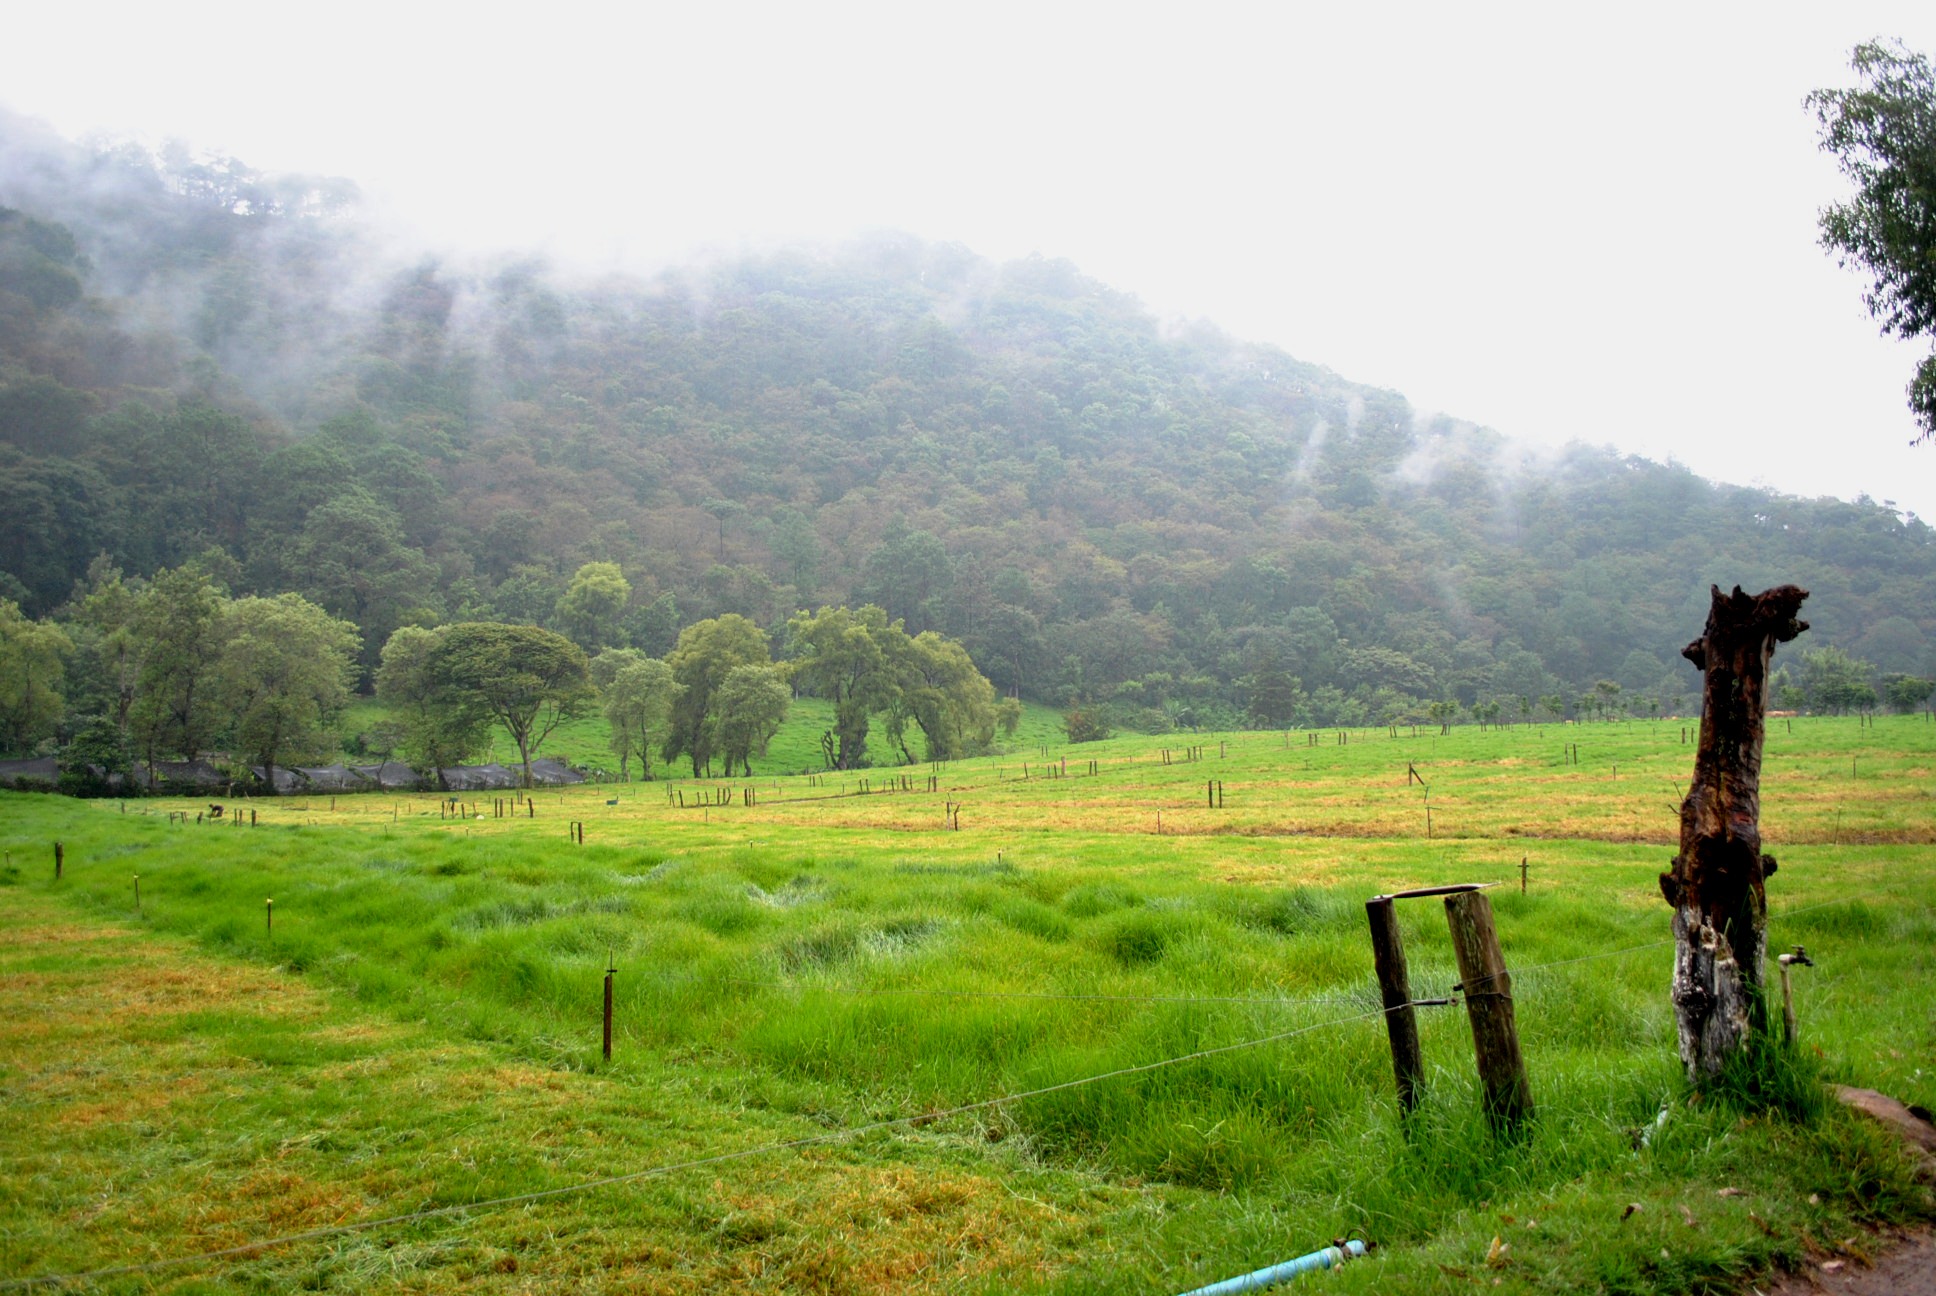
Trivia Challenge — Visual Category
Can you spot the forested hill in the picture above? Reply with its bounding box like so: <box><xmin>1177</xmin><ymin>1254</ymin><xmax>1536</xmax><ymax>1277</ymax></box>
<box><xmin>3</xmin><ymin>110</ymin><xmax>1933</xmax><ymax>728</ymax></box>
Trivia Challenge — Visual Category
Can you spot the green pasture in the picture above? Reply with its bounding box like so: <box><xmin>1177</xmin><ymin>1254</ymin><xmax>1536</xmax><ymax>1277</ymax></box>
<box><xmin>2</xmin><ymin>715</ymin><xmax>1933</xmax><ymax>1293</ymax></box>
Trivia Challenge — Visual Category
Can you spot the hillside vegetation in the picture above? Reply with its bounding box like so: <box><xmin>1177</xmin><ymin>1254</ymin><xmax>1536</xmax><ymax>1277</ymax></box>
<box><xmin>3</xmin><ymin>109</ymin><xmax>1934</xmax><ymax>740</ymax></box>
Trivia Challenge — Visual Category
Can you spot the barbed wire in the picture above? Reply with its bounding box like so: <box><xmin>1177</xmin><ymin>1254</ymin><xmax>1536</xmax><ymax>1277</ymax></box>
<box><xmin>4</xmin><ymin>892</ymin><xmax>1904</xmax><ymax>1289</ymax></box>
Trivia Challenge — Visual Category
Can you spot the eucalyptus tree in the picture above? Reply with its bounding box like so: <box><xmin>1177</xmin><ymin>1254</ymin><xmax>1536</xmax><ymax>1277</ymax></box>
<box><xmin>661</xmin><ymin>614</ymin><xmax>769</xmax><ymax>777</ymax></box>
<box><xmin>592</xmin><ymin>647</ymin><xmax>681</xmax><ymax>781</ymax></box>
<box><xmin>217</xmin><ymin>593</ymin><xmax>360</xmax><ymax>789</ymax></box>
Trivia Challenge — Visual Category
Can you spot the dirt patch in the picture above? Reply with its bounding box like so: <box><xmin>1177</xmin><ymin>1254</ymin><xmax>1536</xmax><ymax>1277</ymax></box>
<box><xmin>1754</xmin><ymin>1227</ymin><xmax>1936</xmax><ymax>1296</ymax></box>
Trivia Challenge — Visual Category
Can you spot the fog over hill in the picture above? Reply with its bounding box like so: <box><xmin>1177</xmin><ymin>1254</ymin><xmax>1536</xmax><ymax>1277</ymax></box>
<box><xmin>3</xmin><ymin>115</ymin><xmax>1933</xmax><ymax>729</ymax></box>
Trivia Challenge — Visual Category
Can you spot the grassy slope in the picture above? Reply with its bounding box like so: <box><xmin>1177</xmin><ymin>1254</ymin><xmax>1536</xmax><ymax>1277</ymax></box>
<box><xmin>2</xmin><ymin>716</ymin><xmax>1933</xmax><ymax>1293</ymax></box>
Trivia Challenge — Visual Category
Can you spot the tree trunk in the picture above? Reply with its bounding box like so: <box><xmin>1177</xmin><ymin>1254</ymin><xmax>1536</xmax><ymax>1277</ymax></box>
<box><xmin>1659</xmin><ymin>584</ymin><xmax>1808</xmax><ymax>1081</ymax></box>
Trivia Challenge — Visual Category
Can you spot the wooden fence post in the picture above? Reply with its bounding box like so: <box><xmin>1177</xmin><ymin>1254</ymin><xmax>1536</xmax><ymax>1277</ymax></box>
<box><xmin>1366</xmin><ymin>896</ymin><xmax>1424</xmax><ymax>1115</ymax></box>
<box><xmin>1444</xmin><ymin>890</ymin><xmax>1532</xmax><ymax>1133</ymax></box>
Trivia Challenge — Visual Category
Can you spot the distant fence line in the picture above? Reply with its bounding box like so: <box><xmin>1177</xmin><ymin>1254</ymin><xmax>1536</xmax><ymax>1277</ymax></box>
<box><xmin>0</xmin><ymin>757</ymin><xmax>586</xmax><ymax>796</ymax></box>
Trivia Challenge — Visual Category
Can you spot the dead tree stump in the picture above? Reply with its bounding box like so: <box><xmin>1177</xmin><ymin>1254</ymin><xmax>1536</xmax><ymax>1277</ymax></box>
<box><xmin>1659</xmin><ymin>584</ymin><xmax>1807</xmax><ymax>1080</ymax></box>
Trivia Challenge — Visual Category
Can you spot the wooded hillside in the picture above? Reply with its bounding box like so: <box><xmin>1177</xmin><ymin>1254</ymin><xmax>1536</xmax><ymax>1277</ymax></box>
<box><xmin>4</xmin><ymin>109</ymin><xmax>1933</xmax><ymax>735</ymax></box>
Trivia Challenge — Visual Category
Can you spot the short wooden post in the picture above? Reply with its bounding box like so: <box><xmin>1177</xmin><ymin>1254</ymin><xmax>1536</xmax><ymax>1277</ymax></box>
<box><xmin>134</xmin><ymin>874</ymin><xmax>140</xmax><ymax>914</ymax></box>
<box><xmin>53</xmin><ymin>842</ymin><xmax>63</xmax><ymax>881</ymax></box>
<box><xmin>1366</xmin><ymin>896</ymin><xmax>1424</xmax><ymax>1115</ymax></box>
<box><xmin>1444</xmin><ymin>891</ymin><xmax>1532</xmax><ymax>1133</ymax></box>
<box><xmin>266</xmin><ymin>897</ymin><xmax>274</xmax><ymax>938</ymax></box>
<box><xmin>1519</xmin><ymin>856</ymin><xmax>1529</xmax><ymax>893</ymax></box>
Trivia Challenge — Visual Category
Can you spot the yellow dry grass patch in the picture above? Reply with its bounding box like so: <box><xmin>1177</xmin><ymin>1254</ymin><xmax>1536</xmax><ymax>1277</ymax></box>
<box><xmin>55</xmin><ymin>1076</ymin><xmax>209</xmax><ymax>1127</ymax></box>
<box><xmin>0</xmin><ymin>921</ymin><xmax>133</xmax><ymax>946</ymax></box>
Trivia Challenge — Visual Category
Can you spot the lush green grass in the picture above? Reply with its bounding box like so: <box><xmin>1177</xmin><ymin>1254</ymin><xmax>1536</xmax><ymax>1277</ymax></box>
<box><xmin>3</xmin><ymin>715</ymin><xmax>1932</xmax><ymax>1292</ymax></box>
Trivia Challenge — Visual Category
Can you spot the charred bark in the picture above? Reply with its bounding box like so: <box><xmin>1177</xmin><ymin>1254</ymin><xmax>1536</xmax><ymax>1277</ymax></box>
<box><xmin>1659</xmin><ymin>584</ymin><xmax>1808</xmax><ymax>1081</ymax></box>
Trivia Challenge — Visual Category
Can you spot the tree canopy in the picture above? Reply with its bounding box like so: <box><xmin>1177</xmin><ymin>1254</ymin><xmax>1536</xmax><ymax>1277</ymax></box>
<box><xmin>422</xmin><ymin>622</ymin><xmax>591</xmax><ymax>786</ymax></box>
<box><xmin>1811</xmin><ymin>39</ymin><xmax>1936</xmax><ymax>443</ymax></box>
<box><xmin>217</xmin><ymin>593</ymin><xmax>360</xmax><ymax>786</ymax></box>
<box><xmin>663</xmin><ymin>614</ymin><xmax>770</xmax><ymax>777</ymax></box>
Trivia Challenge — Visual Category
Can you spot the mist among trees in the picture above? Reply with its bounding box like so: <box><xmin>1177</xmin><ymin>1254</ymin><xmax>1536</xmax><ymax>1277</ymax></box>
<box><xmin>2</xmin><ymin>109</ymin><xmax>1933</xmax><ymax>777</ymax></box>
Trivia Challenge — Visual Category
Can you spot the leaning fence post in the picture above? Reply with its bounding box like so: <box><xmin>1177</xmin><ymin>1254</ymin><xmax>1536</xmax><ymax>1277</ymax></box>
<box><xmin>1444</xmin><ymin>890</ymin><xmax>1532</xmax><ymax>1133</ymax></box>
<box><xmin>1366</xmin><ymin>895</ymin><xmax>1424</xmax><ymax>1115</ymax></box>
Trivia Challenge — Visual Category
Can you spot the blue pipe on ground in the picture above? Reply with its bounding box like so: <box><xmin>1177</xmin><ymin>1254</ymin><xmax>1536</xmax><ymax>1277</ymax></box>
<box><xmin>1174</xmin><ymin>1238</ymin><xmax>1368</xmax><ymax>1295</ymax></box>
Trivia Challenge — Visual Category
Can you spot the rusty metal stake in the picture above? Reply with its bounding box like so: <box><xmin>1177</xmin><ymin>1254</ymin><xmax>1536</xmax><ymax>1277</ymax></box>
<box><xmin>603</xmin><ymin>958</ymin><xmax>616</xmax><ymax>1061</ymax></box>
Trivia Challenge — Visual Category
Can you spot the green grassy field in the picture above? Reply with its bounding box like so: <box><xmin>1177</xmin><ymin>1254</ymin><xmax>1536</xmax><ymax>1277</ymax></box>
<box><xmin>3</xmin><ymin>716</ymin><xmax>1933</xmax><ymax>1293</ymax></box>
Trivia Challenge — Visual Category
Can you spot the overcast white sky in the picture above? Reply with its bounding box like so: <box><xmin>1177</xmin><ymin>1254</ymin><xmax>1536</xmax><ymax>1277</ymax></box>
<box><xmin>5</xmin><ymin>2</ymin><xmax>1935</xmax><ymax>516</ymax></box>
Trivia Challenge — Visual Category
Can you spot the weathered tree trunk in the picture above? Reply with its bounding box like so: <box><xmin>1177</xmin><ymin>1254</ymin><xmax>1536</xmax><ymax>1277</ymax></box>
<box><xmin>1659</xmin><ymin>584</ymin><xmax>1808</xmax><ymax>1081</ymax></box>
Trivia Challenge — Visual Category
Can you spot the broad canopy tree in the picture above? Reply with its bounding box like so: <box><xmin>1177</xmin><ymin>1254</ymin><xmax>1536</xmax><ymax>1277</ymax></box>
<box><xmin>555</xmin><ymin>561</ymin><xmax>631</xmax><ymax>651</ymax></box>
<box><xmin>0</xmin><ymin>597</ymin><xmax>70</xmax><ymax>756</ymax></box>
<box><xmin>128</xmin><ymin>565</ymin><xmax>227</xmax><ymax>773</ymax></box>
<box><xmin>786</xmin><ymin>604</ymin><xmax>898</xmax><ymax>769</ymax></box>
<box><xmin>423</xmin><ymin>622</ymin><xmax>591</xmax><ymax>787</ymax></box>
<box><xmin>713</xmin><ymin>663</ymin><xmax>790</xmax><ymax>776</ymax></box>
<box><xmin>787</xmin><ymin>605</ymin><xmax>1000</xmax><ymax>768</ymax></box>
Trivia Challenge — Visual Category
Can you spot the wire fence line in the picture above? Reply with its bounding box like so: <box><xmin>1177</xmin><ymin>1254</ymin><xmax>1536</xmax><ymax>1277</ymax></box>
<box><xmin>1</xmin><ymin>1005</ymin><xmax>1396</xmax><ymax>1291</ymax></box>
<box><xmin>3</xmin><ymin>893</ymin><xmax>1899</xmax><ymax>1291</ymax></box>
<box><xmin>623</xmin><ymin>895</ymin><xmax>1873</xmax><ymax>1012</ymax></box>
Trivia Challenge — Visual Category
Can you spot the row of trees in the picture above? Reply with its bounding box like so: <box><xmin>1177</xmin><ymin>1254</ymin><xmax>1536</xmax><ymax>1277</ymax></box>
<box><xmin>369</xmin><ymin>605</ymin><xmax>1019</xmax><ymax>783</ymax></box>
<box><xmin>1</xmin><ymin>562</ymin><xmax>358</xmax><ymax>789</ymax></box>
<box><xmin>5</xmin><ymin>572</ymin><xmax>1020</xmax><ymax>787</ymax></box>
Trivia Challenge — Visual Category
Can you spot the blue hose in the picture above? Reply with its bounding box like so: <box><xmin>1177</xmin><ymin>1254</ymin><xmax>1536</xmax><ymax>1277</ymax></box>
<box><xmin>1174</xmin><ymin>1239</ymin><xmax>1368</xmax><ymax>1295</ymax></box>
